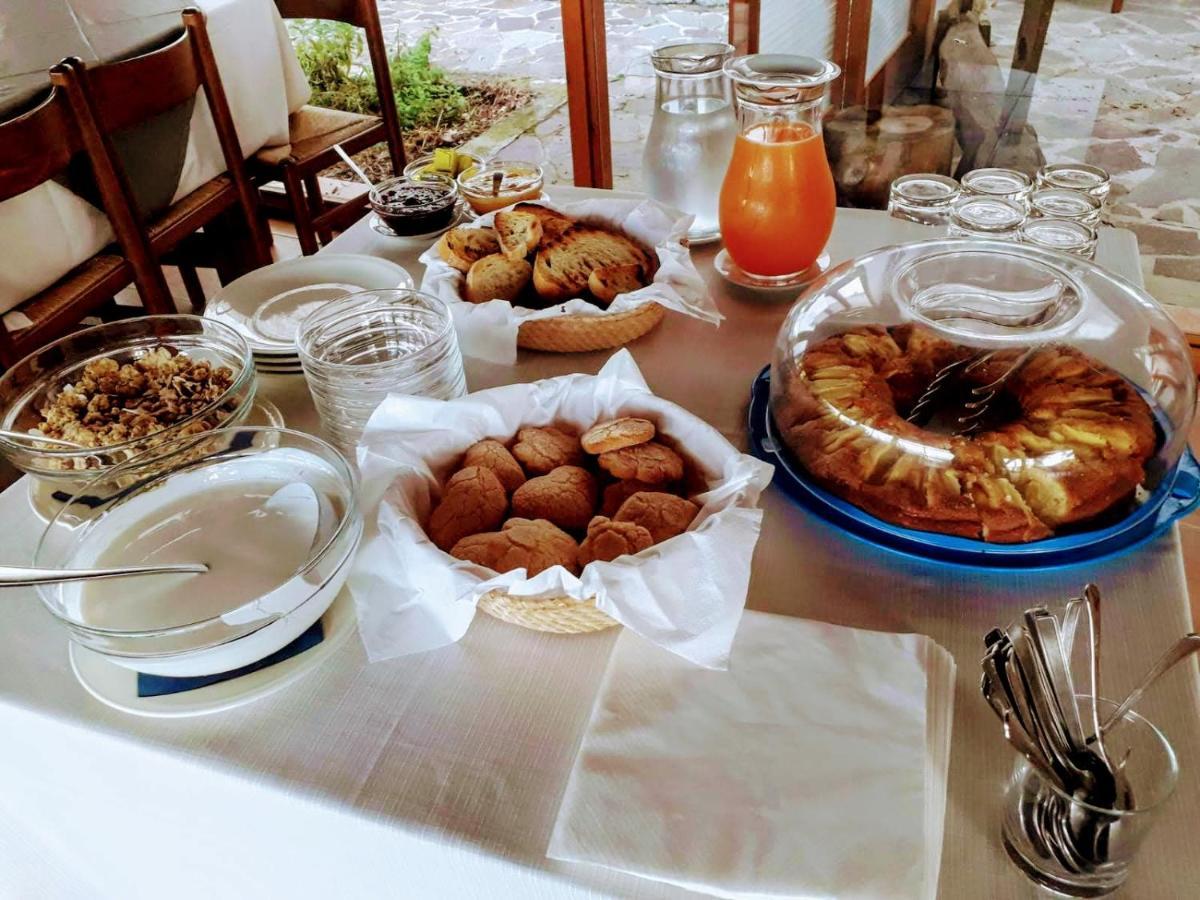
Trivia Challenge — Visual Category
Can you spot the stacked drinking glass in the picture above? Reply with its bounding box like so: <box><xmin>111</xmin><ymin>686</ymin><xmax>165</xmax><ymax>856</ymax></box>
<box><xmin>297</xmin><ymin>289</ymin><xmax>467</xmax><ymax>454</ymax></box>
<box><xmin>890</xmin><ymin>163</ymin><xmax>1110</xmax><ymax>260</ymax></box>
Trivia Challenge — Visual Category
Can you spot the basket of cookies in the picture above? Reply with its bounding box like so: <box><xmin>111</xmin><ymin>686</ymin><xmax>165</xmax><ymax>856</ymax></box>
<box><xmin>418</xmin><ymin>196</ymin><xmax>721</xmax><ymax>365</ymax></box>
<box><xmin>349</xmin><ymin>351</ymin><xmax>774</xmax><ymax>668</ymax></box>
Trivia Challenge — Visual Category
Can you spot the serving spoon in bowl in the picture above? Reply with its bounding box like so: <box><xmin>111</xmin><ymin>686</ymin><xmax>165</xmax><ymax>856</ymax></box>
<box><xmin>2</xmin><ymin>482</ymin><xmax>323</xmax><ymax>589</ymax></box>
<box><xmin>0</xmin><ymin>562</ymin><xmax>209</xmax><ymax>586</ymax></box>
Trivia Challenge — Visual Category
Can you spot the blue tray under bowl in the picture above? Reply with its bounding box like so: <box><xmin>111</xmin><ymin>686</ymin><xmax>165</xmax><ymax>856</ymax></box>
<box><xmin>748</xmin><ymin>366</ymin><xmax>1200</xmax><ymax>572</ymax></box>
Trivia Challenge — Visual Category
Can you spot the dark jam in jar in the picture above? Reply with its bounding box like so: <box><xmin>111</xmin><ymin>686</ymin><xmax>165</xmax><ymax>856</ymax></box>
<box><xmin>369</xmin><ymin>180</ymin><xmax>457</xmax><ymax>236</ymax></box>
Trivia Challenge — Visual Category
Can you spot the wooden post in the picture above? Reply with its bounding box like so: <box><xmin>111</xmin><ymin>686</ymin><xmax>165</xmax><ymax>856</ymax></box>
<box><xmin>999</xmin><ymin>0</ymin><xmax>1055</xmax><ymax>135</ymax></box>
<box><xmin>728</xmin><ymin>0</ymin><xmax>760</xmax><ymax>55</ymax></box>
<box><xmin>937</xmin><ymin>14</ymin><xmax>1045</xmax><ymax>175</ymax></box>
<box><xmin>831</xmin><ymin>0</ymin><xmax>873</xmax><ymax>109</ymax></box>
<box><xmin>561</xmin><ymin>0</ymin><xmax>612</xmax><ymax>188</ymax></box>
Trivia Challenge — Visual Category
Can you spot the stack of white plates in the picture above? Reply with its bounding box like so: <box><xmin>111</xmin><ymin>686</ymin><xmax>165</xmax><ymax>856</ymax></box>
<box><xmin>204</xmin><ymin>255</ymin><xmax>414</xmax><ymax>375</ymax></box>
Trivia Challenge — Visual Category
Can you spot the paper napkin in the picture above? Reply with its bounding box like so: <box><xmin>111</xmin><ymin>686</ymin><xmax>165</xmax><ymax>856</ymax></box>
<box><xmin>548</xmin><ymin>611</ymin><xmax>956</xmax><ymax>899</ymax></box>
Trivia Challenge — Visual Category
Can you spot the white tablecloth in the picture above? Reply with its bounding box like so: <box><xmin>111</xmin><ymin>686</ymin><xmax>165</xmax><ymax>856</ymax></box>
<box><xmin>0</xmin><ymin>198</ymin><xmax>1197</xmax><ymax>899</ymax></box>
<box><xmin>0</xmin><ymin>0</ymin><xmax>310</xmax><ymax>320</ymax></box>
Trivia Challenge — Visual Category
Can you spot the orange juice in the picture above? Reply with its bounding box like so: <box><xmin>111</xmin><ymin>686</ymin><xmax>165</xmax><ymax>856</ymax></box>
<box><xmin>718</xmin><ymin>122</ymin><xmax>836</xmax><ymax>276</ymax></box>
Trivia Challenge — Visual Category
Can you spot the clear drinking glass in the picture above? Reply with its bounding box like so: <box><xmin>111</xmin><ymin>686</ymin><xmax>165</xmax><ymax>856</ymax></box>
<box><xmin>297</xmin><ymin>289</ymin><xmax>467</xmax><ymax>455</ymax></box>
<box><xmin>642</xmin><ymin>41</ymin><xmax>737</xmax><ymax>245</ymax></box>
<box><xmin>948</xmin><ymin>196</ymin><xmax>1025</xmax><ymax>241</ymax></box>
<box><xmin>888</xmin><ymin>174</ymin><xmax>960</xmax><ymax>226</ymax></box>
<box><xmin>1029</xmin><ymin>188</ymin><xmax>1102</xmax><ymax>227</ymax></box>
<box><xmin>1002</xmin><ymin>697</ymin><xmax>1178</xmax><ymax>897</ymax></box>
<box><xmin>1019</xmin><ymin>218</ymin><xmax>1098</xmax><ymax>259</ymax></box>
<box><xmin>1038</xmin><ymin>163</ymin><xmax>1111</xmax><ymax>202</ymax></box>
<box><xmin>961</xmin><ymin>167</ymin><xmax>1034</xmax><ymax>209</ymax></box>
<box><xmin>716</xmin><ymin>54</ymin><xmax>841</xmax><ymax>289</ymax></box>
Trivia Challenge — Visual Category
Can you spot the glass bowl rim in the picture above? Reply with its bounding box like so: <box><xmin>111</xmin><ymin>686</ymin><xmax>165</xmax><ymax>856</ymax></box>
<box><xmin>0</xmin><ymin>314</ymin><xmax>255</xmax><ymax>460</ymax></box>
<box><xmin>650</xmin><ymin>40</ymin><xmax>735</xmax><ymax>75</ymax></box>
<box><xmin>295</xmin><ymin>288</ymin><xmax>455</xmax><ymax>373</ymax></box>
<box><xmin>367</xmin><ymin>173</ymin><xmax>459</xmax><ymax>211</ymax></box>
<box><xmin>34</xmin><ymin>425</ymin><xmax>359</xmax><ymax>640</ymax></box>
<box><xmin>400</xmin><ymin>150</ymin><xmax>484</xmax><ymax>178</ymax></box>
<box><xmin>1016</xmin><ymin>694</ymin><xmax>1179</xmax><ymax>816</ymax></box>
<box><xmin>455</xmin><ymin>161</ymin><xmax>545</xmax><ymax>194</ymax></box>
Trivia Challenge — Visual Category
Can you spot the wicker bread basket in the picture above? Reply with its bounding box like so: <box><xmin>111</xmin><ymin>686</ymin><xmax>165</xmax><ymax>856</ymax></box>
<box><xmin>477</xmin><ymin>589</ymin><xmax>620</xmax><ymax>633</ymax></box>
<box><xmin>517</xmin><ymin>302</ymin><xmax>665</xmax><ymax>353</ymax></box>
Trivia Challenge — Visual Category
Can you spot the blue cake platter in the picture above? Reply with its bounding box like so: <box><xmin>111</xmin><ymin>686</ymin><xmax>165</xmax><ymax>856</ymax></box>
<box><xmin>748</xmin><ymin>366</ymin><xmax>1200</xmax><ymax>572</ymax></box>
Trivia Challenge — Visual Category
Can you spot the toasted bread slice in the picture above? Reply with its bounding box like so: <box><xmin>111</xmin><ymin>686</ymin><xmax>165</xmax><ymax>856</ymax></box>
<box><xmin>438</xmin><ymin>226</ymin><xmax>500</xmax><ymax>272</ymax></box>
<box><xmin>465</xmin><ymin>253</ymin><xmax>532</xmax><ymax>303</ymax></box>
<box><xmin>512</xmin><ymin>203</ymin><xmax>574</xmax><ymax>240</ymax></box>
<box><xmin>588</xmin><ymin>264</ymin><xmax>646</xmax><ymax>305</ymax></box>
<box><xmin>532</xmin><ymin>225</ymin><xmax>653</xmax><ymax>303</ymax></box>
<box><xmin>494</xmin><ymin>209</ymin><xmax>543</xmax><ymax>261</ymax></box>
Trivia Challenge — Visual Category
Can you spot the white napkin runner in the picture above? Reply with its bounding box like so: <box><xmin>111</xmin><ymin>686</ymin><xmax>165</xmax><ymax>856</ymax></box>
<box><xmin>548</xmin><ymin>611</ymin><xmax>956</xmax><ymax>899</ymax></box>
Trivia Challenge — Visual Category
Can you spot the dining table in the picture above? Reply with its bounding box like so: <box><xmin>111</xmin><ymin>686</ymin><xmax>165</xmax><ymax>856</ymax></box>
<box><xmin>0</xmin><ymin>188</ymin><xmax>1197</xmax><ymax>899</ymax></box>
<box><xmin>0</xmin><ymin>0</ymin><xmax>310</xmax><ymax>327</ymax></box>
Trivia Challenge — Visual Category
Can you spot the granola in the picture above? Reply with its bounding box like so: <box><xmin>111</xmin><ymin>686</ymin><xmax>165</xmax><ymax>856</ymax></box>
<box><xmin>38</xmin><ymin>348</ymin><xmax>236</xmax><ymax>448</ymax></box>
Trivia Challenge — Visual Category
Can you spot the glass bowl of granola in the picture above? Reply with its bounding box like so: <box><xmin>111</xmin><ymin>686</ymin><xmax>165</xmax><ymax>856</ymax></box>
<box><xmin>0</xmin><ymin>315</ymin><xmax>256</xmax><ymax>489</ymax></box>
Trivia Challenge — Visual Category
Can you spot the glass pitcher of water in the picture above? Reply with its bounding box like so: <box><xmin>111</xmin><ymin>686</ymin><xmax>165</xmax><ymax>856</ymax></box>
<box><xmin>641</xmin><ymin>42</ymin><xmax>737</xmax><ymax>244</ymax></box>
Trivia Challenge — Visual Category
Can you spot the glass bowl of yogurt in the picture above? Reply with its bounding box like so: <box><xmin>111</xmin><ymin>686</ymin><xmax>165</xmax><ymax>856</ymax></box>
<box><xmin>34</xmin><ymin>427</ymin><xmax>362</xmax><ymax>676</ymax></box>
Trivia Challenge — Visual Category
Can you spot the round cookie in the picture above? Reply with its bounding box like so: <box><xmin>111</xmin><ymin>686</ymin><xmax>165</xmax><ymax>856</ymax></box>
<box><xmin>512</xmin><ymin>426</ymin><xmax>584</xmax><ymax>475</ymax></box>
<box><xmin>581</xmin><ymin>417</ymin><xmax>655</xmax><ymax>454</ymax></box>
<box><xmin>597</xmin><ymin>441</ymin><xmax>685</xmax><ymax>484</ymax></box>
<box><xmin>613</xmin><ymin>491</ymin><xmax>699</xmax><ymax>543</ymax></box>
<box><xmin>450</xmin><ymin>518</ymin><xmax>579</xmax><ymax>576</ymax></box>
<box><xmin>511</xmin><ymin>466</ymin><xmax>598</xmax><ymax>531</ymax></box>
<box><xmin>428</xmin><ymin>466</ymin><xmax>508</xmax><ymax>551</ymax></box>
<box><xmin>578</xmin><ymin>516</ymin><xmax>654</xmax><ymax>565</ymax></box>
<box><xmin>463</xmin><ymin>439</ymin><xmax>526</xmax><ymax>494</ymax></box>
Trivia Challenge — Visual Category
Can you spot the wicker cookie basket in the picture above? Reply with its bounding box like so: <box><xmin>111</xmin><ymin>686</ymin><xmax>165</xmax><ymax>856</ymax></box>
<box><xmin>517</xmin><ymin>302</ymin><xmax>665</xmax><ymax>353</ymax></box>
<box><xmin>477</xmin><ymin>589</ymin><xmax>620</xmax><ymax>633</ymax></box>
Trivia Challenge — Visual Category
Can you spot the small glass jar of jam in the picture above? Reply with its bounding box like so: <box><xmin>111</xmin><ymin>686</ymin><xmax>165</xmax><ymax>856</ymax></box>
<box><xmin>368</xmin><ymin>173</ymin><xmax>459</xmax><ymax>236</ymax></box>
<box><xmin>457</xmin><ymin>162</ymin><xmax>544</xmax><ymax>215</ymax></box>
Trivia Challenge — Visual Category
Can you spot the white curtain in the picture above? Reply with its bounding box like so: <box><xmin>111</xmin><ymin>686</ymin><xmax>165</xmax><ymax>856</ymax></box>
<box><xmin>757</xmin><ymin>0</ymin><xmax>913</xmax><ymax>81</ymax></box>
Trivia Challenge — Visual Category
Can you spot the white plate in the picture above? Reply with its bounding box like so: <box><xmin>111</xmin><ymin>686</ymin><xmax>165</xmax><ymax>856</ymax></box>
<box><xmin>205</xmin><ymin>255</ymin><xmax>413</xmax><ymax>354</ymax></box>
<box><xmin>68</xmin><ymin>588</ymin><xmax>355</xmax><ymax>718</ymax></box>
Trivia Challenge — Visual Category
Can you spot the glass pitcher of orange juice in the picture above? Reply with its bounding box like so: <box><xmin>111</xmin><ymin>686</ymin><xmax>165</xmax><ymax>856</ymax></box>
<box><xmin>716</xmin><ymin>55</ymin><xmax>841</xmax><ymax>289</ymax></box>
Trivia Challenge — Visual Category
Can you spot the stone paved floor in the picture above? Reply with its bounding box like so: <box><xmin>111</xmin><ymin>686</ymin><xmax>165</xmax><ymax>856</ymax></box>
<box><xmin>376</xmin><ymin>0</ymin><xmax>1200</xmax><ymax>306</ymax></box>
<box><xmin>376</xmin><ymin>0</ymin><xmax>728</xmax><ymax>188</ymax></box>
<box><xmin>986</xmin><ymin>0</ymin><xmax>1200</xmax><ymax>307</ymax></box>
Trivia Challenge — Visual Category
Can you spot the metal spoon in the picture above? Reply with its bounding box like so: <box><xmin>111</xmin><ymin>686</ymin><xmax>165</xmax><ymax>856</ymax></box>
<box><xmin>1101</xmin><ymin>633</ymin><xmax>1200</xmax><ymax>733</ymax></box>
<box><xmin>1079</xmin><ymin>592</ymin><xmax>1113</xmax><ymax>777</ymax></box>
<box><xmin>0</xmin><ymin>428</ymin><xmax>83</xmax><ymax>449</ymax></box>
<box><xmin>4</xmin><ymin>483</ymin><xmax>322</xmax><ymax>591</ymax></box>
<box><xmin>1026</xmin><ymin>607</ymin><xmax>1086</xmax><ymax>751</ymax></box>
<box><xmin>333</xmin><ymin>143</ymin><xmax>375</xmax><ymax>189</ymax></box>
<box><xmin>0</xmin><ymin>562</ymin><xmax>208</xmax><ymax>586</ymax></box>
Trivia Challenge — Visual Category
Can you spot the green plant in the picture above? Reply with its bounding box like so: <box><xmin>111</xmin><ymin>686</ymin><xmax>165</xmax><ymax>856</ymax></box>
<box><xmin>287</xmin><ymin>22</ymin><xmax>467</xmax><ymax>129</ymax></box>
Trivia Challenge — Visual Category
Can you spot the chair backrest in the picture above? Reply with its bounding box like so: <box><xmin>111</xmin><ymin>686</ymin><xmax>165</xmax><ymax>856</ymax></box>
<box><xmin>51</xmin><ymin>9</ymin><xmax>265</xmax><ymax>258</ymax></box>
<box><xmin>73</xmin><ymin>28</ymin><xmax>203</xmax><ymax>135</ymax></box>
<box><xmin>274</xmin><ymin>0</ymin><xmax>406</xmax><ymax>170</ymax></box>
<box><xmin>274</xmin><ymin>0</ymin><xmax>370</xmax><ymax>29</ymax></box>
<box><xmin>0</xmin><ymin>88</ymin><xmax>84</xmax><ymax>203</ymax></box>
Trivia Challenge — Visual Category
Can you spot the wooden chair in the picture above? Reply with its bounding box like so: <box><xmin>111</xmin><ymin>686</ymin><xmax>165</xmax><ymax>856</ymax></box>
<box><xmin>0</xmin><ymin>87</ymin><xmax>172</xmax><ymax>369</ymax></box>
<box><xmin>51</xmin><ymin>8</ymin><xmax>272</xmax><ymax>312</ymax></box>
<box><xmin>256</xmin><ymin>0</ymin><xmax>406</xmax><ymax>255</ymax></box>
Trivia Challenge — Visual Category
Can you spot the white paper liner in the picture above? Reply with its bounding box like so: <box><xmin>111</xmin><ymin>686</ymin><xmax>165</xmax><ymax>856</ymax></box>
<box><xmin>547</xmin><ymin>613</ymin><xmax>957</xmax><ymax>899</ymax></box>
<box><xmin>348</xmin><ymin>350</ymin><xmax>774</xmax><ymax>668</ymax></box>
<box><xmin>418</xmin><ymin>196</ymin><xmax>722</xmax><ymax>365</ymax></box>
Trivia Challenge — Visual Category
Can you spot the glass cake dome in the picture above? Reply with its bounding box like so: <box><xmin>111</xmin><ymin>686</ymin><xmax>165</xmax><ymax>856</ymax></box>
<box><xmin>757</xmin><ymin>238</ymin><xmax>1198</xmax><ymax>566</ymax></box>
